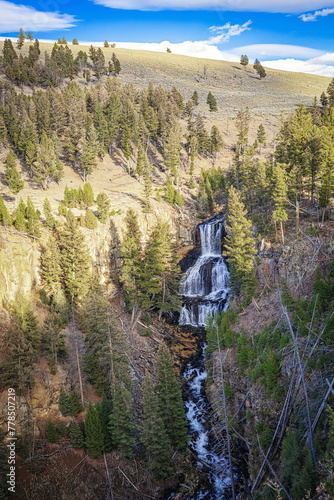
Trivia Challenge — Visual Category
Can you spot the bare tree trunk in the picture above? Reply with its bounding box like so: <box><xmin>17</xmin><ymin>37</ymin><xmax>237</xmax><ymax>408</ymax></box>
<box><xmin>296</xmin><ymin>200</ymin><xmax>299</xmax><ymax>233</ymax></box>
<box><xmin>280</xmin><ymin>221</ymin><xmax>284</xmax><ymax>246</ymax></box>
<box><xmin>216</xmin><ymin>327</ymin><xmax>236</xmax><ymax>500</ymax></box>
<box><xmin>76</xmin><ymin>340</ymin><xmax>84</xmax><ymax>407</ymax></box>
<box><xmin>104</xmin><ymin>453</ymin><xmax>115</xmax><ymax>500</ymax></box>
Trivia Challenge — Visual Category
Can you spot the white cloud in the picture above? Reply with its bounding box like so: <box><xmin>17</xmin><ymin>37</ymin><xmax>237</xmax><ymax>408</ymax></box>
<box><xmin>229</xmin><ymin>43</ymin><xmax>324</xmax><ymax>59</ymax></box>
<box><xmin>0</xmin><ymin>1</ymin><xmax>77</xmax><ymax>33</ymax></box>
<box><xmin>92</xmin><ymin>0</ymin><xmax>334</xmax><ymax>14</ymax></box>
<box><xmin>262</xmin><ymin>58</ymin><xmax>334</xmax><ymax>77</ymax></box>
<box><xmin>208</xmin><ymin>21</ymin><xmax>251</xmax><ymax>44</ymax></box>
<box><xmin>300</xmin><ymin>7</ymin><xmax>334</xmax><ymax>21</ymax></box>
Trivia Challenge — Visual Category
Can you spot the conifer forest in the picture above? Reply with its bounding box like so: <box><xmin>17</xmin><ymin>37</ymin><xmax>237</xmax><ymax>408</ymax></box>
<box><xmin>0</xmin><ymin>28</ymin><xmax>333</xmax><ymax>500</ymax></box>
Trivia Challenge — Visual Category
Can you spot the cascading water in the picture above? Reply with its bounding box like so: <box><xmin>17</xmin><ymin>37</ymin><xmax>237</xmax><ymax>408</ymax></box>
<box><xmin>179</xmin><ymin>218</ymin><xmax>229</xmax><ymax>327</ymax></box>
<box><xmin>180</xmin><ymin>216</ymin><xmax>232</xmax><ymax>499</ymax></box>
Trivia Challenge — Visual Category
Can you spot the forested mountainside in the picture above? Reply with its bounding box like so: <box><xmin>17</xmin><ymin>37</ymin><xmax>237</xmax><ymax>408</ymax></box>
<box><xmin>0</xmin><ymin>36</ymin><xmax>333</xmax><ymax>499</ymax></box>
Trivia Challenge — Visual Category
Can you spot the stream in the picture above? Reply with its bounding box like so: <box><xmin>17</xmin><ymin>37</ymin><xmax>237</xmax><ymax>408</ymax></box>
<box><xmin>179</xmin><ymin>216</ymin><xmax>233</xmax><ymax>499</ymax></box>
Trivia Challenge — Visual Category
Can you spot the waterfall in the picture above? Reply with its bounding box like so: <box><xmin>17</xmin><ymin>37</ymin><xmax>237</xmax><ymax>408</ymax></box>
<box><xmin>179</xmin><ymin>217</ymin><xmax>229</xmax><ymax>327</ymax></box>
<box><xmin>179</xmin><ymin>216</ymin><xmax>232</xmax><ymax>499</ymax></box>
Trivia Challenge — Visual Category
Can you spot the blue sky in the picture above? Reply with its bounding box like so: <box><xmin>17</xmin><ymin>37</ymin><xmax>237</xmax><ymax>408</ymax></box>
<box><xmin>1</xmin><ymin>0</ymin><xmax>334</xmax><ymax>76</ymax></box>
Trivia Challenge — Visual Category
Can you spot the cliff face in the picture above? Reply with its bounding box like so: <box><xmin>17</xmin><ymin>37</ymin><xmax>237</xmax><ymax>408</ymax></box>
<box><xmin>0</xmin><ymin>208</ymin><xmax>196</xmax><ymax>307</ymax></box>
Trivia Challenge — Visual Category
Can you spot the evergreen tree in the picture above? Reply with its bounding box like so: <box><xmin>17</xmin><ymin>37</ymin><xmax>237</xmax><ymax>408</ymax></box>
<box><xmin>40</xmin><ymin>235</ymin><xmax>62</xmax><ymax>294</ymax></box>
<box><xmin>327</xmin><ymin>78</ymin><xmax>334</xmax><ymax>107</ymax></box>
<box><xmin>25</xmin><ymin>196</ymin><xmax>41</xmax><ymax>237</ymax></box>
<box><xmin>156</xmin><ymin>344</ymin><xmax>188</xmax><ymax>450</ymax></box>
<box><xmin>17</xmin><ymin>28</ymin><xmax>25</xmax><ymax>49</ymax></box>
<box><xmin>4</xmin><ymin>151</ymin><xmax>24</xmax><ymax>195</ymax></box>
<box><xmin>142</xmin><ymin>151</ymin><xmax>153</xmax><ymax>212</ymax></box>
<box><xmin>58</xmin><ymin>211</ymin><xmax>91</xmax><ymax>303</ymax></box>
<box><xmin>253</xmin><ymin>58</ymin><xmax>266</xmax><ymax>78</ymax></box>
<box><xmin>43</xmin><ymin>198</ymin><xmax>56</xmax><ymax>230</ymax></box>
<box><xmin>223</xmin><ymin>186</ymin><xmax>256</xmax><ymax>296</ymax></box>
<box><xmin>207</xmin><ymin>91</ymin><xmax>218</xmax><ymax>112</ymax></box>
<box><xmin>33</xmin><ymin>131</ymin><xmax>63</xmax><ymax>189</ymax></box>
<box><xmin>191</xmin><ymin>90</ymin><xmax>199</xmax><ymax>106</ymax></box>
<box><xmin>0</xmin><ymin>324</ymin><xmax>34</xmax><ymax>392</ymax></box>
<box><xmin>83</xmin><ymin>183</ymin><xmax>94</xmax><ymax>207</ymax></box>
<box><xmin>72</xmin><ymin>38</ymin><xmax>79</xmax><ymax>45</ymax></box>
<box><xmin>210</xmin><ymin>125</ymin><xmax>224</xmax><ymax>161</ymax></box>
<box><xmin>46</xmin><ymin>419</ymin><xmax>58</xmax><ymax>443</ymax></box>
<box><xmin>96</xmin><ymin>397</ymin><xmax>113</xmax><ymax>452</ymax></box>
<box><xmin>41</xmin><ymin>313</ymin><xmax>67</xmax><ymax>367</ymax></box>
<box><xmin>80</xmin><ymin>126</ymin><xmax>98</xmax><ymax>182</ymax></box>
<box><xmin>84</xmin><ymin>209</ymin><xmax>98</xmax><ymax>229</ymax></box>
<box><xmin>109</xmin><ymin>380</ymin><xmax>135</xmax><ymax>458</ymax></box>
<box><xmin>257</xmin><ymin>124</ymin><xmax>266</xmax><ymax>150</ymax></box>
<box><xmin>27</xmin><ymin>32</ymin><xmax>34</xmax><ymax>42</ymax></box>
<box><xmin>12</xmin><ymin>296</ymin><xmax>40</xmax><ymax>351</ymax></box>
<box><xmin>85</xmin><ymin>401</ymin><xmax>104</xmax><ymax>458</ymax></box>
<box><xmin>0</xmin><ymin>195</ymin><xmax>11</xmax><ymax>226</ymax></box>
<box><xmin>141</xmin><ymin>375</ymin><xmax>174</xmax><ymax>479</ymax></box>
<box><xmin>62</xmin><ymin>37</ymin><xmax>67</xmax><ymax>45</ymax></box>
<box><xmin>240</xmin><ymin>54</ymin><xmax>249</xmax><ymax>66</ymax></box>
<box><xmin>164</xmin><ymin>125</ymin><xmax>182</xmax><ymax>180</ymax></box>
<box><xmin>15</xmin><ymin>206</ymin><xmax>26</xmax><ymax>232</ymax></box>
<box><xmin>272</xmin><ymin>163</ymin><xmax>288</xmax><ymax>244</ymax></box>
<box><xmin>69</xmin><ymin>421</ymin><xmax>84</xmax><ymax>449</ymax></box>
<box><xmin>320</xmin><ymin>91</ymin><xmax>328</xmax><ymax>107</ymax></box>
<box><xmin>96</xmin><ymin>192</ymin><xmax>110</xmax><ymax>223</ymax></box>
<box><xmin>104</xmin><ymin>40</ymin><xmax>109</xmax><ymax>48</ymax></box>
<box><xmin>136</xmin><ymin>148</ymin><xmax>144</xmax><ymax>177</ymax></box>
<box><xmin>59</xmin><ymin>389</ymin><xmax>71</xmax><ymax>416</ymax></box>
<box><xmin>69</xmin><ymin>392</ymin><xmax>83</xmax><ymax>417</ymax></box>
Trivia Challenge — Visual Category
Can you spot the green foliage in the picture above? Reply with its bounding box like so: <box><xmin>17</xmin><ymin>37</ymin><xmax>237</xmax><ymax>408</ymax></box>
<box><xmin>280</xmin><ymin>431</ymin><xmax>318</xmax><ymax>499</ymax></box>
<box><xmin>240</xmin><ymin>54</ymin><xmax>249</xmax><ymax>66</ymax></box>
<box><xmin>223</xmin><ymin>186</ymin><xmax>256</xmax><ymax>297</ymax></box>
<box><xmin>59</xmin><ymin>389</ymin><xmax>71</xmax><ymax>416</ymax></box>
<box><xmin>0</xmin><ymin>195</ymin><xmax>11</xmax><ymax>226</ymax></box>
<box><xmin>46</xmin><ymin>419</ymin><xmax>58</xmax><ymax>443</ymax></box>
<box><xmin>84</xmin><ymin>209</ymin><xmax>98</xmax><ymax>229</ymax></box>
<box><xmin>4</xmin><ymin>150</ymin><xmax>24</xmax><ymax>194</ymax></box>
<box><xmin>197</xmin><ymin>167</ymin><xmax>225</xmax><ymax>214</ymax></box>
<box><xmin>109</xmin><ymin>380</ymin><xmax>135</xmax><ymax>458</ymax></box>
<box><xmin>40</xmin><ymin>235</ymin><xmax>62</xmax><ymax>294</ymax></box>
<box><xmin>141</xmin><ymin>375</ymin><xmax>174</xmax><ymax>479</ymax></box>
<box><xmin>96</xmin><ymin>397</ymin><xmax>113</xmax><ymax>453</ymax></box>
<box><xmin>207</xmin><ymin>91</ymin><xmax>218</xmax><ymax>112</ymax></box>
<box><xmin>69</xmin><ymin>392</ymin><xmax>83</xmax><ymax>417</ymax></box>
<box><xmin>69</xmin><ymin>421</ymin><xmax>84</xmax><ymax>449</ymax></box>
<box><xmin>57</xmin><ymin>420</ymin><xmax>68</xmax><ymax>437</ymax></box>
<box><xmin>58</xmin><ymin>211</ymin><xmax>91</xmax><ymax>302</ymax></box>
<box><xmin>96</xmin><ymin>192</ymin><xmax>110</xmax><ymax>223</ymax></box>
<box><xmin>43</xmin><ymin>197</ymin><xmax>56</xmax><ymax>230</ymax></box>
<box><xmin>156</xmin><ymin>344</ymin><xmax>188</xmax><ymax>450</ymax></box>
<box><xmin>85</xmin><ymin>401</ymin><xmax>104</xmax><ymax>458</ymax></box>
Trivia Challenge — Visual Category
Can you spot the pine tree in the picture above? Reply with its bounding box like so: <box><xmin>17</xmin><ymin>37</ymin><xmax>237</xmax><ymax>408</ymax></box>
<box><xmin>46</xmin><ymin>419</ymin><xmax>58</xmax><ymax>443</ymax></box>
<box><xmin>42</xmin><ymin>313</ymin><xmax>67</xmax><ymax>366</ymax></box>
<box><xmin>27</xmin><ymin>32</ymin><xmax>34</xmax><ymax>42</ymax></box>
<box><xmin>121</xmin><ymin>209</ymin><xmax>143</xmax><ymax>329</ymax></box>
<box><xmin>33</xmin><ymin>131</ymin><xmax>63</xmax><ymax>189</ymax></box>
<box><xmin>257</xmin><ymin>124</ymin><xmax>266</xmax><ymax>150</ymax></box>
<box><xmin>69</xmin><ymin>392</ymin><xmax>84</xmax><ymax>417</ymax></box>
<box><xmin>72</xmin><ymin>38</ymin><xmax>79</xmax><ymax>45</ymax></box>
<box><xmin>4</xmin><ymin>150</ymin><xmax>24</xmax><ymax>195</ymax></box>
<box><xmin>327</xmin><ymin>78</ymin><xmax>334</xmax><ymax>107</ymax></box>
<box><xmin>40</xmin><ymin>235</ymin><xmax>62</xmax><ymax>294</ymax></box>
<box><xmin>43</xmin><ymin>198</ymin><xmax>56</xmax><ymax>230</ymax></box>
<box><xmin>12</xmin><ymin>296</ymin><xmax>40</xmax><ymax>350</ymax></box>
<box><xmin>121</xmin><ymin>124</ymin><xmax>132</xmax><ymax>173</ymax></box>
<box><xmin>59</xmin><ymin>389</ymin><xmax>71</xmax><ymax>416</ymax></box>
<box><xmin>191</xmin><ymin>90</ymin><xmax>199</xmax><ymax>106</ymax></box>
<box><xmin>0</xmin><ymin>195</ymin><xmax>11</xmax><ymax>226</ymax></box>
<box><xmin>25</xmin><ymin>196</ymin><xmax>41</xmax><ymax>237</ymax></box>
<box><xmin>142</xmin><ymin>151</ymin><xmax>153</xmax><ymax>213</ymax></box>
<box><xmin>58</xmin><ymin>211</ymin><xmax>91</xmax><ymax>303</ymax></box>
<box><xmin>84</xmin><ymin>209</ymin><xmax>98</xmax><ymax>229</ymax></box>
<box><xmin>96</xmin><ymin>192</ymin><xmax>110</xmax><ymax>223</ymax></box>
<box><xmin>80</xmin><ymin>126</ymin><xmax>99</xmax><ymax>182</ymax></box>
<box><xmin>96</xmin><ymin>397</ymin><xmax>113</xmax><ymax>452</ymax></box>
<box><xmin>320</xmin><ymin>91</ymin><xmax>328</xmax><ymax>107</ymax></box>
<box><xmin>104</xmin><ymin>40</ymin><xmax>109</xmax><ymax>48</ymax></box>
<box><xmin>15</xmin><ymin>207</ymin><xmax>26</xmax><ymax>232</ymax></box>
<box><xmin>272</xmin><ymin>163</ymin><xmax>288</xmax><ymax>244</ymax></box>
<box><xmin>85</xmin><ymin>401</ymin><xmax>104</xmax><ymax>458</ymax></box>
<box><xmin>207</xmin><ymin>91</ymin><xmax>218</xmax><ymax>112</ymax></box>
<box><xmin>69</xmin><ymin>421</ymin><xmax>84</xmax><ymax>449</ymax></box>
<box><xmin>109</xmin><ymin>380</ymin><xmax>135</xmax><ymax>458</ymax></box>
<box><xmin>210</xmin><ymin>125</ymin><xmax>224</xmax><ymax>163</ymax></box>
<box><xmin>141</xmin><ymin>375</ymin><xmax>174</xmax><ymax>479</ymax></box>
<box><xmin>240</xmin><ymin>54</ymin><xmax>249</xmax><ymax>66</ymax></box>
<box><xmin>17</xmin><ymin>28</ymin><xmax>25</xmax><ymax>49</ymax></box>
<box><xmin>83</xmin><ymin>183</ymin><xmax>94</xmax><ymax>207</ymax></box>
<box><xmin>156</xmin><ymin>344</ymin><xmax>188</xmax><ymax>450</ymax></box>
<box><xmin>136</xmin><ymin>148</ymin><xmax>144</xmax><ymax>177</ymax></box>
<box><xmin>164</xmin><ymin>125</ymin><xmax>182</xmax><ymax>180</ymax></box>
<box><xmin>223</xmin><ymin>186</ymin><xmax>256</xmax><ymax>296</ymax></box>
